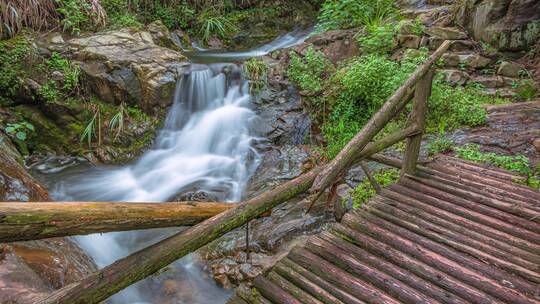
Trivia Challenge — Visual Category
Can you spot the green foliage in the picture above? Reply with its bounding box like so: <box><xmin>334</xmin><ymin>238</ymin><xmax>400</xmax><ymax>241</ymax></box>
<box><xmin>81</xmin><ymin>104</ymin><xmax>101</xmax><ymax>147</ymax></box>
<box><xmin>4</xmin><ymin>122</ymin><xmax>34</xmax><ymax>141</ymax></box>
<box><xmin>455</xmin><ymin>144</ymin><xmax>530</xmax><ymax>174</ymax></box>
<box><xmin>357</xmin><ymin>23</ymin><xmax>396</xmax><ymax>55</ymax></box>
<box><xmin>322</xmin><ymin>53</ymin><xmax>415</xmax><ymax>157</ymax></box>
<box><xmin>46</xmin><ymin>52</ymin><xmax>81</xmax><ymax>92</ymax></box>
<box><xmin>318</xmin><ymin>0</ymin><xmax>397</xmax><ymax>31</ymax></box>
<box><xmin>244</xmin><ymin>58</ymin><xmax>268</xmax><ymax>94</ymax></box>
<box><xmin>287</xmin><ymin>46</ymin><xmax>333</xmax><ymax>93</ymax></box>
<box><xmin>512</xmin><ymin>79</ymin><xmax>538</xmax><ymax>101</ymax></box>
<box><xmin>196</xmin><ymin>9</ymin><xmax>238</xmax><ymax>43</ymax></box>
<box><xmin>428</xmin><ymin>80</ymin><xmax>490</xmax><ymax>131</ymax></box>
<box><xmin>0</xmin><ymin>36</ymin><xmax>31</xmax><ymax>97</ymax></box>
<box><xmin>455</xmin><ymin>144</ymin><xmax>539</xmax><ymax>190</ymax></box>
<box><xmin>35</xmin><ymin>52</ymin><xmax>80</xmax><ymax>103</ymax></box>
<box><xmin>109</xmin><ymin>102</ymin><xmax>129</xmax><ymax>141</ymax></box>
<box><xmin>38</xmin><ymin>80</ymin><xmax>60</xmax><ymax>103</ymax></box>
<box><xmin>56</xmin><ymin>0</ymin><xmax>92</xmax><ymax>34</ymax></box>
<box><xmin>426</xmin><ymin>135</ymin><xmax>453</xmax><ymax>156</ymax></box>
<box><xmin>351</xmin><ymin>168</ymin><xmax>399</xmax><ymax>208</ymax></box>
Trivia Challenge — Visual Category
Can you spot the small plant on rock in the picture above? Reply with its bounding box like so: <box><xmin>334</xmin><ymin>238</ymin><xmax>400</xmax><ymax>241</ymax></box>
<box><xmin>351</xmin><ymin>168</ymin><xmax>399</xmax><ymax>208</ymax></box>
<box><xmin>244</xmin><ymin>58</ymin><xmax>268</xmax><ymax>94</ymax></box>
<box><xmin>287</xmin><ymin>46</ymin><xmax>333</xmax><ymax>94</ymax></box>
<box><xmin>4</xmin><ymin>121</ymin><xmax>34</xmax><ymax>141</ymax></box>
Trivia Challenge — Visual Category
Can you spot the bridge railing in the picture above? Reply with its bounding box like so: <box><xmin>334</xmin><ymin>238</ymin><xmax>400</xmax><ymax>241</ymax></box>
<box><xmin>14</xmin><ymin>41</ymin><xmax>451</xmax><ymax>304</ymax></box>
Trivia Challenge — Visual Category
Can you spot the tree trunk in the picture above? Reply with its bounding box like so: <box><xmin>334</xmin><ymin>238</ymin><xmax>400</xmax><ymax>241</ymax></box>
<box><xmin>0</xmin><ymin>201</ymin><xmax>235</xmax><ymax>242</ymax></box>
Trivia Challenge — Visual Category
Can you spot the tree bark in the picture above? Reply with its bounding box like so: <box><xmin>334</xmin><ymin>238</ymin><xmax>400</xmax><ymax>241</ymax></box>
<box><xmin>0</xmin><ymin>201</ymin><xmax>235</xmax><ymax>242</ymax></box>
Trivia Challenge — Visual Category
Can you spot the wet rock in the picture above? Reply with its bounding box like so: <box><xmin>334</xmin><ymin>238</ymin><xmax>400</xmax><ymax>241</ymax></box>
<box><xmin>0</xmin><ymin>133</ymin><xmax>96</xmax><ymax>303</ymax></box>
<box><xmin>254</xmin><ymin>87</ymin><xmax>311</xmax><ymax>147</ymax></box>
<box><xmin>0</xmin><ymin>133</ymin><xmax>49</xmax><ymax>202</ymax></box>
<box><xmin>245</xmin><ymin>145</ymin><xmax>310</xmax><ymax>198</ymax></box>
<box><xmin>471</xmin><ymin>75</ymin><xmax>504</xmax><ymax>88</ymax></box>
<box><xmin>9</xmin><ymin>239</ymin><xmax>96</xmax><ymax>289</ymax></box>
<box><xmin>441</xmin><ymin>69</ymin><xmax>470</xmax><ymax>86</ymax></box>
<box><xmin>442</xmin><ymin>53</ymin><xmax>492</xmax><ymax>69</ymax></box>
<box><xmin>0</xmin><ymin>244</ymin><xmax>50</xmax><ymax>304</ymax></box>
<box><xmin>398</xmin><ymin>34</ymin><xmax>422</xmax><ymax>48</ymax></box>
<box><xmin>497</xmin><ymin>61</ymin><xmax>525</xmax><ymax>78</ymax></box>
<box><xmin>238</xmin><ymin>263</ymin><xmax>262</xmax><ymax>280</ymax></box>
<box><xmin>425</xmin><ymin>26</ymin><xmax>467</xmax><ymax>40</ymax></box>
<box><xmin>533</xmin><ymin>139</ymin><xmax>540</xmax><ymax>154</ymax></box>
<box><xmin>297</xmin><ymin>29</ymin><xmax>361</xmax><ymax>63</ymax></box>
<box><xmin>455</xmin><ymin>0</ymin><xmax>540</xmax><ymax>52</ymax></box>
<box><xmin>452</xmin><ymin>101</ymin><xmax>540</xmax><ymax>164</ymax></box>
<box><xmin>41</xmin><ymin>23</ymin><xmax>187</xmax><ymax>113</ymax></box>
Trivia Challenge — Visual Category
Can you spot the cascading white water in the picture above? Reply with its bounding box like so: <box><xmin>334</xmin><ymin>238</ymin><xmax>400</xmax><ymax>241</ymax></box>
<box><xmin>43</xmin><ymin>30</ymin><xmax>312</xmax><ymax>303</ymax></box>
<box><xmin>51</xmin><ymin>63</ymin><xmax>260</xmax><ymax>303</ymax></box>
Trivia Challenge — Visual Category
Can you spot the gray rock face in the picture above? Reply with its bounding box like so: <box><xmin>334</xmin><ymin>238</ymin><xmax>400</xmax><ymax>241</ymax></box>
<box><xmin>497</xmin><ymin>61</ymin><xmax>525</xmax><ymax>78</ymax></box>
<box><xmin>0</xmin><ymin>134</ymin><xmax>49</xmax><ymax>201</ymax></box>
<box><xmin>42</xmin><ymin>22</ymin><xmax>187</xmax><ymax>113</ymax></box>
<box><xmin>455</xmin><ymin>0</ymin><xmax>540</xmax><ymax>51</ymax></box>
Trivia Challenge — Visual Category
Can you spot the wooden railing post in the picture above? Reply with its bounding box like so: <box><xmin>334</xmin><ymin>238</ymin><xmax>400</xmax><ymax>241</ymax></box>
<box><xmin>401</xmin><ymin>68</ymin><xmax>435</xmax><ymax>177</ymax></box>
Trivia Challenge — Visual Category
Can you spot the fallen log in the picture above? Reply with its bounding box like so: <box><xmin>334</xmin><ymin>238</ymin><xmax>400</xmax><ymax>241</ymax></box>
<box><xmin>0</xmin><ymin>201</ymin><xmax>235</xmax><ymax>242</ymax></box>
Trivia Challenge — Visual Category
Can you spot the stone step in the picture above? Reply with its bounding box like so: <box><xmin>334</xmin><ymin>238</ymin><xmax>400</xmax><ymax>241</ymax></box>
<box><xmin>481</xmin><ymin>88</ymin><xmax>517</xmax><ymax>99</ymax></box>
<box><xmin>470</xmin><ymin>75</ymin><xmax>520</xmax><ymax>89</ymax></box>
<box><xmin>428</xmin><ymin>38</ymin><xmax>475</xmax><ymax>52</ymax></box>
<box><xmin>442</xmin><ymin>52</ymin><xmax>492</xmax><ymax>69</ymax></box>
<box><xmin>425</xmin><ymin>26</ymin><xmax>468</xmax><ymax>40</ymax></box>
<box><xmin>440</xmin><ymin>69</ymin><xmax>470</xmax><ymax>86</ymax></box>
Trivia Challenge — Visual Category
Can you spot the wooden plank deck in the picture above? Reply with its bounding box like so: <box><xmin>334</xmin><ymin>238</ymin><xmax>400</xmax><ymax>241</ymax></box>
<box><xmin>229</xmin><ymin>157</ymin><xmax>540</xmax><ymax>304</ymax></box>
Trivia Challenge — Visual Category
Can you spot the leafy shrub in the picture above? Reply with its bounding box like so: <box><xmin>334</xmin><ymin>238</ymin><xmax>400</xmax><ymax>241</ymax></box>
<box><xmin>287</xmin><ymin>46</ymin><xmax>333</xmax><ymax>93</ymax></box>
<box><xmin>513</xmin><ymin>79</ymin><xmax>538</xmax><ymax>100</ymax></box>
<box><xmin>427</xmin><ymin>80</ymin><xmax>489</xmax><ymax>131</ymax></box>
<box><xmin>56</xmin><ymin>0</ymin><xmax>90</xmax><ymax>34</ymax></box>
<box><xmin>0</xmin><ymin>35</ymin><xmax>30</xmax><ymax>97</ymax></box>
<box><xmin>351</xmin><ymin>168</ymin><xmax>399</xmax><ymax>208</ymax></box>
<box><xmin>33</xmin><ymin>52</ymin><xmax>80</xmax><ymax>103</ymax></box>
<box><xmin>426</xmin><ymin>135</ymin><xmax>453</xmax><ymax>156</ymax></box>
<box><xmin>455</xmin><ymin>144</ymin><xmax>539</xmax><ymax>189</ymax></box>
<box><xmin>322</xmin><ymin>54</ymin><xmax>410</xmax><ymax>157</ymax></box>
<box><xmin>4</xmin><ymin>121</ymin><xmax>34</xmax><ymax>141</ymax></box>
<box><xmin>318</xmin><ymin>0</ymin><xmax>397</xmax><ymax>31</ymax></box>
<box><xmin>357</xmin><ymin>23</ymin><xmax>397</xmax><ymax>55</ymax></box>
<box><xmin>244</xmin><ymin>58</ymin><xmax>268</xmax><ymax>94</ymax></box>
<box><xmin>196</xmin><ymin>9</ymin><xmax>238</xmax><ymax>43</ymax></box>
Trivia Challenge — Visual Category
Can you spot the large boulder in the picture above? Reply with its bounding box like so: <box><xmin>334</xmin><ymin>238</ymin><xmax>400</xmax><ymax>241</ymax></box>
<box><xmin>42</xmin><ymin>22</ymin><xmax>187</xmax><ymax>113</ymax></box>
<box><xmin>455</xmin><ymin>0</ymin><xmax>540</xmax><ymax>52</ymax></box>
<box><xmin>0</xmin><ymin>133</ymin><xmax>97</xmax><ymax>303</ymax></box>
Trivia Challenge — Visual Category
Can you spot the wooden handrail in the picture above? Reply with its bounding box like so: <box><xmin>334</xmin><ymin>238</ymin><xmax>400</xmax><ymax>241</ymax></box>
<box><xmin>309</xmin><ymin>40</ymin><xmax>451</xmax><ymax>196</ymax></box>
<box><xmin>401</xmin><ymin>67</ymin><xmax>435</xmax><ymax>177</ymax></box>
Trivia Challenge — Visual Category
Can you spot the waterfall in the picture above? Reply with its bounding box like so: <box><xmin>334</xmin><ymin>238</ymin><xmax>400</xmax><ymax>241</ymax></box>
<box><xmin>51</xmin><ymin>63</ymin><xmax>260</xmax><ymax>303</ymax></box>
<box><xmin>45</xmin><ymin>29</ymin><xmax>312</xmax><ymax>303</ymax></box>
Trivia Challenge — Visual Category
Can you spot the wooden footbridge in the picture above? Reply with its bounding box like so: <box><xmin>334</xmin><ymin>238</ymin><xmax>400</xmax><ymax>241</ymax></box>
<box><xmin>229</xmin><ymin>156</ymin><xmax>540</xmax><ymax>304</ymax></box>
<box><xmin>2</xmin><ymin>41</ymin><xmax>539</xmax><ymax>303</ymax></box>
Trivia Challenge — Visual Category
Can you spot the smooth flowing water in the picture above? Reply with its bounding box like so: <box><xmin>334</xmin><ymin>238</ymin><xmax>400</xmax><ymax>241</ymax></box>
<box><xmin>42</xmin><ymin>30</ymin><xmax>310</xmax><ymax>303</ymax></box>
